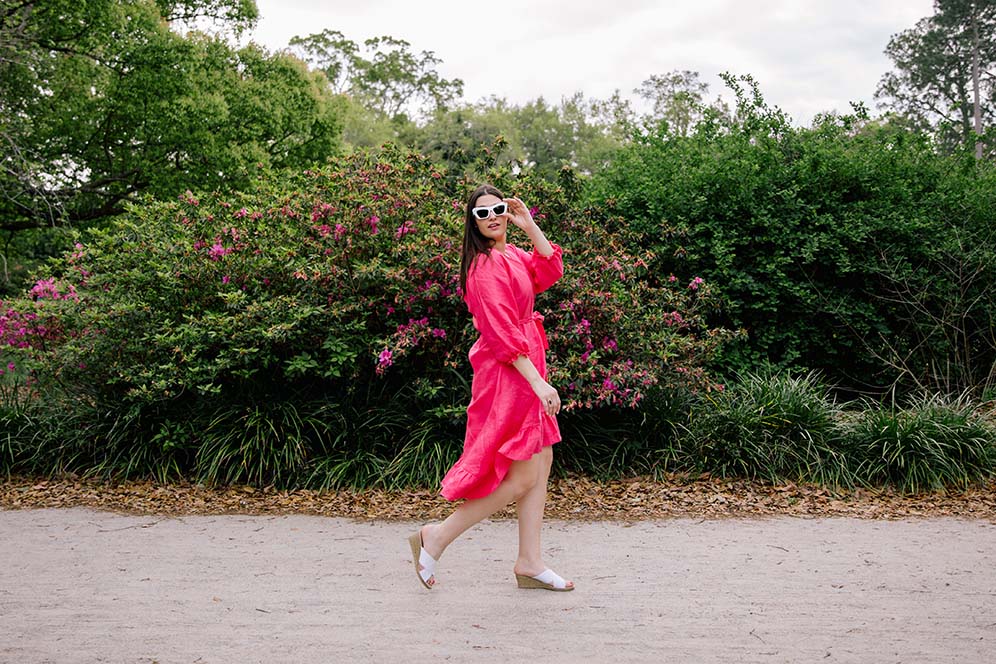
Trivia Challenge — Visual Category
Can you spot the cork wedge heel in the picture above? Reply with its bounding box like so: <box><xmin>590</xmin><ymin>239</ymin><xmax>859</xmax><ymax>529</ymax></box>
<box><xmin>515</xmin><ymin>569</ymin><xmax>574</xmax><ymax>591</ymax></box>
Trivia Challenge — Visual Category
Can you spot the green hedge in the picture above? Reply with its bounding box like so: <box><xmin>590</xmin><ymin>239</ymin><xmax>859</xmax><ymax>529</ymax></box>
<box><xmin>586</xmin><ymin>75</ymin><xmax>996</xmax><ymax>397</ymax></box>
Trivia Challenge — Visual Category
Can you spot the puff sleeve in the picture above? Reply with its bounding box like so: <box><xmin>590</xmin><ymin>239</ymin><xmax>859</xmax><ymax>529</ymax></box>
<box><xmin>465</xmin><ymin>253</ymin><xmax>531</xmax><ymax>364</ymax></box>
<box><xmin>523</xmin><ymin>243</ymin><xmax>564</xmax><ymax>294</ymax></box>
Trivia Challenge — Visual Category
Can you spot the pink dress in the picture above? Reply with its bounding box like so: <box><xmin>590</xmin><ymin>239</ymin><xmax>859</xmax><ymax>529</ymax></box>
<box><xmin>440</xmin><ymin>243</ymin><xmax>565</xmax><ymax>501</ymax></box>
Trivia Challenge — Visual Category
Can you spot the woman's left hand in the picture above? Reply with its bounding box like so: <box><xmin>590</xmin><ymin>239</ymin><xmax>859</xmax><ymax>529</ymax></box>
<box><xmin>503</xmin><ymin>197</ymin><xmax>537</xmax><ymax>232</ymax></box>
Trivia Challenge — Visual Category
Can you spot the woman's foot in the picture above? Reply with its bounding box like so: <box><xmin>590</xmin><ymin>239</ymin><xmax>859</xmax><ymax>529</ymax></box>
<box><xmin>408</xmin><ymin>527</ymin><xmax>437</xmax><ymax>589</ymax></box>
<box><xmin>514</xmin><ymin>568</ymin><xmax>574</xmax><ymax>591</ymax></box>
<box><xmin>513</xmin><ymin>561</ymin><xmax>574</xmax><ymax>591</ymax></box>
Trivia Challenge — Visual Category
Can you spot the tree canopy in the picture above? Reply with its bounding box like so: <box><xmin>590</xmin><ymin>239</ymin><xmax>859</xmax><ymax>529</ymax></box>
<box><xmin>877</xmin><ymin>0</ymin><xmax>996</xmax><ymax>157</ymax></box>
<box><xmin>0</xmin><ymin>0</ymin><xmax>343</xmax><ymax>232</ymax></box>
<box><xmin>289</xmin><ymin>29</ymin><xmax>463</xmax><ymax>122</ymax></box>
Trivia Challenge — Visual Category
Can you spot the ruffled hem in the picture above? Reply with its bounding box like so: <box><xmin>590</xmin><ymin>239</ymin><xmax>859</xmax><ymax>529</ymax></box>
<box><xmin>439</xmin><ymin>430</ymin><xmax>560</xmax><ymax>501</ymax></box>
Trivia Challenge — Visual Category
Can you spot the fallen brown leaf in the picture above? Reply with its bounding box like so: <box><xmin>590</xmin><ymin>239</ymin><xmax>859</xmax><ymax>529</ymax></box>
<box><xmin>1</xmin><ymin>473</ymin><xmax>994</xmax><ymax>521</ymax></box>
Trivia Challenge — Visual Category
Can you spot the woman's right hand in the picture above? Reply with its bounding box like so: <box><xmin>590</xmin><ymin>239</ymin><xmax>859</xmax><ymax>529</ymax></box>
<box><xmin>531</xmin><ymin>379</ymin><xmax>561</xmax><ymax>418</ymax></box>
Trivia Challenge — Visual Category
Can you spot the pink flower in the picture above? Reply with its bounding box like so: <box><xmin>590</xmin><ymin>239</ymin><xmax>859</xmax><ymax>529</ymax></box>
<box><xmin>431</xmin><ymin>328</ymin><xmax>446</xmax><ymax>338</ymax></box>
<box><xmin>395</xmin><ymin>220</ymin><xmax>415</xmax><ymax>239</ymax></box>
<box><xmin>688</xmin><ymin>276</ymin><xmax>704</xmax><ymax>290</ymax></box>
<box><xmin>311</xmin><ymin>202</ymin><xmax>335</xmax><ymax>221</ymax></box>
<box><xmin>234</xmin><ymin>207</ymin><xmax>249</xmax><ymax>218</ymax></box>
<box><xmin>222</xmin><ymin>275</ymin><xmax>230</xmax><ymax>284</ymax></box>
<box><xmin>208</xmin><ymin>243</ymin><xmax>231</xmax><ymax>261</ymax></box>
<box><xmin>334</xmin><ymin>224</ymin><xmax>346</xmax><ymax>240</ymax></box>
<box><xmin>664</xmin><ymin>311</ymin><xmax>685</xmax><ymax>327</ymax></box>
<box><xmin>377</xmin><ymin>349</ymin><xmax>394</xmax><ymax>372</ymax></box>
<box><xmin>368</xmin><ymin>215</ymin><xmax>380</xmax><ymax>234</ymax></box>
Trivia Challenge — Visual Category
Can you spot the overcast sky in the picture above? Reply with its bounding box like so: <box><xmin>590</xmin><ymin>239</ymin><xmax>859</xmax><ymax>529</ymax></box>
<box><xmin>248</xmin><ymin>0</ymin><xmax>935</xmax><ymax>126</ymax></box>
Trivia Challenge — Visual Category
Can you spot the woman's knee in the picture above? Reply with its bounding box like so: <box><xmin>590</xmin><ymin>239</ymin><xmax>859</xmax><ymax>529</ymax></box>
<box><xmin>537</xmin><ymin>445</ymin><xmax>553</xmax><ymax>470</ymax></box>
<box><xmin>505</xmin><ymin>459</ymin><xmax>542</xmax><ymax>498</ymax></box>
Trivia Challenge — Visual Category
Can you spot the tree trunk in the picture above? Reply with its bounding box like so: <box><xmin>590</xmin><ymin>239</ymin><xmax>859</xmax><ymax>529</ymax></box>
<box><xmin>971</xmin><ymin>7</ymin><xmax>983</xmax><ymax>159</ymax></box>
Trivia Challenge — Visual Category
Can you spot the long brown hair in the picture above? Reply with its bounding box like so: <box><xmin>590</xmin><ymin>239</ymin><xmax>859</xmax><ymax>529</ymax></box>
<box><xmin>459</xmin><ymin>184</ymin><xmax>504</xmax><ymax>293</ymax></box>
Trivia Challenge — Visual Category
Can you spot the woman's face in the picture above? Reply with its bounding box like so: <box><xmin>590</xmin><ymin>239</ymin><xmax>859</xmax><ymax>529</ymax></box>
<box><xmin>472</xmin><ymin>194</ymin><xmax>508</xmax><ymax>243</ymax></box>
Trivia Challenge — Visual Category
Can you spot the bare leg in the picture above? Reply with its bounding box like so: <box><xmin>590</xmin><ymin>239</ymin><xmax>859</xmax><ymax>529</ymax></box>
<box><xmin>513</xmin><ymin>445</ymin><xmax>552</xmax><ymax>575</ymax></box>
<box><xmin>421</xmin><ymin>453</ymin><xmax>542</xmax><ymax>562</ymax></box>
<box><xmin>512</xmin><ymin>446</ymin><xmax>572</xmax><ymax>587</ymax></box>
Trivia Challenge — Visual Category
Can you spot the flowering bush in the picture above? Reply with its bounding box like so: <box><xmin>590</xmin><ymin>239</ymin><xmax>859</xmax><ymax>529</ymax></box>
<box><xmin>4</xmin><ymin>144</ymin><xmax>732</xmax><ymax>486</ymax></box>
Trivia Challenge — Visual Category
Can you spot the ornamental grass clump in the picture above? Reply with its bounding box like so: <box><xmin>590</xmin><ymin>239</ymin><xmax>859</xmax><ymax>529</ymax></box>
<box><xmin>684</xmin><ymin>370</ymin><xmax>850</xmax><ymax>485</ymax></box>
<box><xmin>842</xmin><ymin>393</ymin><xmax>996</xmax><ymax>493</ymax></box>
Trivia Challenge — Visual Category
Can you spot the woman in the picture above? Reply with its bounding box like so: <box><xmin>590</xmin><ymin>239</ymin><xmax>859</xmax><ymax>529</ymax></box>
<box><xmin>408</xmin><ymin>184</ymin><xmax>574</xmax><ymax>592</ymax></box>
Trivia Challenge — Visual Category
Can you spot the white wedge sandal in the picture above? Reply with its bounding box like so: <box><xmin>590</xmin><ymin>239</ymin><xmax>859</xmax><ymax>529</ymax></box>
<box><xmin>515</xmin><ymin>568</ymin><xmax>574</xmax><ymax>592</ymax></box>
<box><xmin>408</xmin><ymin>530</ymin><xmax>437</xmax><ymax>589</ymax></box>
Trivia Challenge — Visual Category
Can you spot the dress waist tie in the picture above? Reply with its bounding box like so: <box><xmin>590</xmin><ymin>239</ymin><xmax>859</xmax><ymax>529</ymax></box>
<box><xmin>521</xmin><ymin>312</ymin><xmax>548</xmax><ymax>350</ymax></box>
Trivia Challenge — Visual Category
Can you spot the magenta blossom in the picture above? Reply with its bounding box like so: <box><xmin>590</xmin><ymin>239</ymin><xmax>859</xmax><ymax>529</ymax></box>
<box><xmin>208</xmin><ymin>240</ymin><xmax>233</xmax><ymax>261</ymax></box>
<box><xmin>376</xmin><ymin>348</ymin><xmax>394</xmax><ymax>374</ymax></box>
<box><xmin>395</xmin><ymin>220</ymin><xmax>415</xmax><ymax>239</ymax></box>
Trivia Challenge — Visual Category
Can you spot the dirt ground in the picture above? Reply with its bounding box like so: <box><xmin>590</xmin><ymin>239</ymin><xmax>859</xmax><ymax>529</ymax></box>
<box><xmin>2</xmin><ymin>506</ymin><xmax>994</xmax><ymax>663</ymax></box>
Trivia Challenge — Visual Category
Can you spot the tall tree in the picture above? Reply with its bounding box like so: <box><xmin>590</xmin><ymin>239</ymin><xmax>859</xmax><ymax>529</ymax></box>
<box><xmin>289</xmin><ymin>30</ymin><xmax>463</xmax><ymax>123</ymax></box>
<box><xmin>0</xmin><ymin>0</ymin><xmax>343</xmax><ymax>232</ymax></box>
<box><xmin>876</xmin><ymin>0</ymin><xmax>996</xmax><ymax>158</ymax></box>
<box><xmin>635</xmin><ymin>70</ymin><xmax>729</xmax><ymax>137</ymax></box>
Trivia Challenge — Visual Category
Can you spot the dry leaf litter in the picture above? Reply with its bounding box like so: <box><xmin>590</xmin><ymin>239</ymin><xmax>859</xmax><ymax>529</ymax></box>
<box><xmin>2</xmin><ymin>473</ymin><xmax>994</xmax><ymax>521</ymax></box>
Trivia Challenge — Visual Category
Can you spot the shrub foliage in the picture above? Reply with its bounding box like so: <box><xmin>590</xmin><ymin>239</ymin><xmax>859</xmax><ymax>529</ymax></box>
<box><xmin>586</xmin><ymin>74</ymin><xmax>996</xmax><ymax>397</ymax></box>
<box><xmin>0</xmin><ymin>145</ymin><xmax>727</xmax><ymax>487</ymax></box>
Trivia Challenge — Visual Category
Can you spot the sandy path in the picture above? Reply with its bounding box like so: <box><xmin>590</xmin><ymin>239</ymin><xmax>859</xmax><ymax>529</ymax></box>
<box><xmin>1</xmin><ymin>507</ymin><xmax>994</xmax><ymax>663</ymax></box>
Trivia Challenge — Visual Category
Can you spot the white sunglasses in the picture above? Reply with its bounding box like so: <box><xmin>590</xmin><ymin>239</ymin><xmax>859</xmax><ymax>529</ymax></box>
<box><xmin>471</xmin><ymin>202</ymin><xmax>508</xmax><ymax>220</ymax></box>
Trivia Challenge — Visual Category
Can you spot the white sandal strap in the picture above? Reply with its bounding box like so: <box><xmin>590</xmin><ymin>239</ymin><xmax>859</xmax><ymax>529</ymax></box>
<box><xmin>418</xmin><ymin>547</ymin><xmax>437</xmax><ymax>583</ymax></box>
<box><xmin>532</xmin><ymin>568</ymin><xmax>568</xmax><ymax>589</ymax></box>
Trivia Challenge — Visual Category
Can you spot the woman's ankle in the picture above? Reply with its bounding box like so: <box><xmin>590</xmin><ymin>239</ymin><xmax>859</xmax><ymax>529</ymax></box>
<box><xmin>421</xmin><ymin>523</ymin><xmax>444</xmax><ymax>560</ymax></box>
<box><xmin>513</xmin><ymin>556</ymin><xmax>545</xmax><ymax>576</ymax></box>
